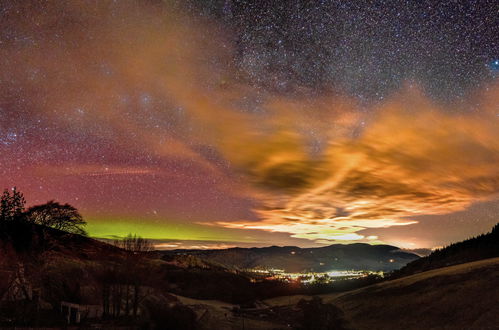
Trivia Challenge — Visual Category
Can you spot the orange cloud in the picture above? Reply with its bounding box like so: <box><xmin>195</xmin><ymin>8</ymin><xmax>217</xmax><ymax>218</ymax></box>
<box><xmin>217</xmin><ymin>86</ymin><xmax>499</xmax><ymax>243</ymax></box>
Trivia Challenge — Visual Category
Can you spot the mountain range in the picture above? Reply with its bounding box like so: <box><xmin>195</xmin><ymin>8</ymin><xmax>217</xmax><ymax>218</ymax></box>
<box><xmin>161</xmin><ymin>243</ymin><xmax>420</xmax><ymax>272</ymax></box>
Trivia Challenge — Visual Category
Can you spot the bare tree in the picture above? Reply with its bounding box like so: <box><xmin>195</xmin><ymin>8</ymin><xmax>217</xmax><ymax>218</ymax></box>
<box><xmin>24</xmin><ymin>201</ymin><xmax>87</xmax><ymax>235</ymax></box>
<box><xmin>114</xmin><ymin>233</ymin><xmax>153</xmax><ymax>254</ymax></box>
<box><xmin>113</xmin><ymin>234</ymin><xmax>153</xmax><ymax>317</ymax></box>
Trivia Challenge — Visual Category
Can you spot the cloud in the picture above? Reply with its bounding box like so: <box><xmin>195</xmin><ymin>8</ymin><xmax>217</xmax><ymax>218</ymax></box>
<box><xmin>216</xmin><ymin>86</ymin><xmax>499</xmax><ymax>243</ymax></box>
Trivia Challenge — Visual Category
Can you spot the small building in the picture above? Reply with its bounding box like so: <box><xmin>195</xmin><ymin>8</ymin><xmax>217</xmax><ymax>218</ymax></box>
<box><xmin>60</xmin><ymin>301</ymin><xmax>103</xmax><ymax>324</ymax></box>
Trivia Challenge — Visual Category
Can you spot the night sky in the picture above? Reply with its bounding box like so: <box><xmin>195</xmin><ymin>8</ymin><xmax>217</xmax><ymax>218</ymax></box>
<box><xmin>1</xmin><ymin>0</ymin><xmax>498</xmax><ymax>250</ymax></box>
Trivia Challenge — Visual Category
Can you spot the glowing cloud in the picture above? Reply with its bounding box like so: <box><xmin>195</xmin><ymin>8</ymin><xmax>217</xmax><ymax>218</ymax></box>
<box><xmin>216</xmin><ymin>86</ymin><xmax>499</xmax><ymax>243</ymax></box>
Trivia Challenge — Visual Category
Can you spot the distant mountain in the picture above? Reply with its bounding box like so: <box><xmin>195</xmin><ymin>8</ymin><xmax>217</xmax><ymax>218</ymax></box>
<box><xmin>161</xmin><ymin>243</ymin><xmax>419</xmax><ymax>272</ymax></box>
<box><xmin>393</xmin><ymin>223</ymin><xmax>499</xmax><ymax>277</ymax></box>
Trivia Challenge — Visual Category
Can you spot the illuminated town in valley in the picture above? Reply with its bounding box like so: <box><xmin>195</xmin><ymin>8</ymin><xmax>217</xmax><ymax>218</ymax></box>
<box><xmin>246</xmin><ymin>268</ymin><xmax>384</xmax><ymax>284</ymax></box>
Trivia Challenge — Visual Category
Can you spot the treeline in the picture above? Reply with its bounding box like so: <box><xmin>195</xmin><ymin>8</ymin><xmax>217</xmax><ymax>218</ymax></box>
<box><xmin>392</xmin><ymin>223</ymin><xmax>499</xmax><ymax>278</ymax></box>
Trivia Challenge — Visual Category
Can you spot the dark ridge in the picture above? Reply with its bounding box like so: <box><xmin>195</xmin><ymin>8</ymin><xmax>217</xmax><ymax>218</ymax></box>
<box><xmin>161</xmin><ymin>242</ymin><xmax>419</xmax><ymax>273</ymax></box>
<box><xmin>392</xmin><ymin>223</ymin><xmax>499</xmax><ymax>278</ymax></box>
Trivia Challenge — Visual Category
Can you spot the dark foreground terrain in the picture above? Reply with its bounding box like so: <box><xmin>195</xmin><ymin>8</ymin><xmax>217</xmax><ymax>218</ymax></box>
<box><xmin>165</xmin><ymin>257</ymin><xmax>499</xmax><ymax>330</ymax></box>
<box><xmin>324</xmin><ymin>257</ymin><xmax>499</xmax><ymax>329</ymax></box>
<box><xmin>1</xmin><ymin>221</ymin><xmax>498</xmax><ymax>329</ymax></box>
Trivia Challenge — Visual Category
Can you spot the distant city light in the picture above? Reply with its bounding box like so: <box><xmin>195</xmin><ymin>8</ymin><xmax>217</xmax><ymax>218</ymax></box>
<box><xmin>245</xmin><ymin>267</ymin><xmax>384</xmax><ymax>284</ymax></box>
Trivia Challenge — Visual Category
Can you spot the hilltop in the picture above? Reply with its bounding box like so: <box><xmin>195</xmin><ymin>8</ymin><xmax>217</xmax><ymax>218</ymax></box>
<box><xmin>0</xmin><ymin>221</ymin><xmax>120</xmax><ymax>255</ymax></box>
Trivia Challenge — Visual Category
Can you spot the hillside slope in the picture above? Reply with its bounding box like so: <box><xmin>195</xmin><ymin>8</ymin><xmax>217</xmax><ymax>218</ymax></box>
<box><xmin>0</xmin><ymin>223</ymin><xmax>269</xmax><ymax>306</ymax></box>
<box><xmin>323</xmin><ymin>257</ymin><xmax>499</xmax><ymax>330</ymax></box>
<box><xmin>393</xmin><ymin>223</ymin><xmax>499</xmax><ymax>278</ymax></box>
<box><xmin>0</xmin><ymin>222</ymin><xmax>125</xmax><ymax>261</ymax></box>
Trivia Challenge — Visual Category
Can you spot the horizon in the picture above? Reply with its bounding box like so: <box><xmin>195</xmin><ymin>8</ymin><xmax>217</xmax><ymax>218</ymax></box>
<box><xmin>93</xmin><ymin>224</ymin><xmax>498</xmax><ymax>256</ymax></box>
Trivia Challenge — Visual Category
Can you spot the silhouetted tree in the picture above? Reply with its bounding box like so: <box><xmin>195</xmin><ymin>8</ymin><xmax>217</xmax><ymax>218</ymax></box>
<box><xmin>0</xmin><ymin>187</ymin><xmax>26</xmax><ymax>222</ymax></box>
<box><xmin>112</xmin><ymin>234</ymin><xmax>154</xmax><ymax>317</ymax></box>
<box><xmin>24</xmin><ymin>201</ymin><xmax>87</xmax><ymax>235</ymax></box>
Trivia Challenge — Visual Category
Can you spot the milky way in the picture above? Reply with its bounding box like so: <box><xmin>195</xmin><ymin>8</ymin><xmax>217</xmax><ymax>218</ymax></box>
<box><xmin>1</xmin><ymin>0</ymin><xmax>498</xmax><ymax>249</ymax></box>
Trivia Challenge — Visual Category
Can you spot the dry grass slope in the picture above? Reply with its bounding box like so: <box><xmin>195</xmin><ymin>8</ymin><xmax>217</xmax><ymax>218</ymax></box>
<box><xmin>324</xmin><ymin>257</ymin><xmax>499</xmax><ymax>330</ymax></box>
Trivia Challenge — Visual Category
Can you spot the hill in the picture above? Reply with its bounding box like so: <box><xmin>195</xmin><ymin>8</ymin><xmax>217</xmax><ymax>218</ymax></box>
<box><xmin>322</xmin><ymin>257</ymin><xmax>499</xmax><ymax>329</ymax></box>
<box><xmin>0</xmin><ymin>221</ymin><xmax>126</xmax><ymax>261</ymax></box>
<box><xmin>0</xmin><ymin>222</ymin><xmax>262</xmax><ymax>300</ymax></box>
<box><xmin>161</xmin><ymin>243</ymin><xmax>419</xmax><ymax>272</ymax></box>
<box><xmin>0</xmin><ymin>222</ymin><xmax>264</xmax><ymax>327</ymax></box>
<box><xmin>393</xmin><ymin>223</ymin><xmax>499</xmax><ymax>277</ymax></box>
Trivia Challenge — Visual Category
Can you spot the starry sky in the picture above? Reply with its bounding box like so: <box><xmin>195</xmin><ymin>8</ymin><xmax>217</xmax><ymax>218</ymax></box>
<box><xmin>1</xmin><ymin>0</ymin><xmax>498</xmax><ymax>250</ymax></box>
